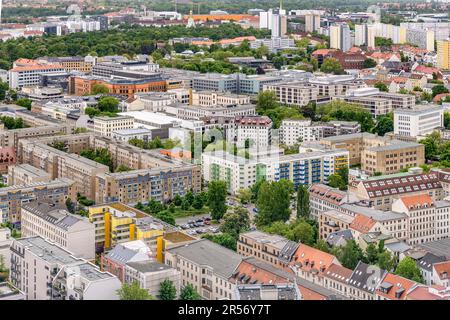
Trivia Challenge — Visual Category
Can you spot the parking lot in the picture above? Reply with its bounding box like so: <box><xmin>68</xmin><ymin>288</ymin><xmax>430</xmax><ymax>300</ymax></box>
<box><xmin>176</xmin><ymin>215</ymin><xmax>220</xmax><ymax>237</ymax></box>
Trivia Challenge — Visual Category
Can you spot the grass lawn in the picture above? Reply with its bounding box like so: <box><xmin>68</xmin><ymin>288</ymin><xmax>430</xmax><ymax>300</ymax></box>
<box><xmin>171</xmin><ymin>207</ymin><xmax>210</xmax><ymax>218</ymax></box>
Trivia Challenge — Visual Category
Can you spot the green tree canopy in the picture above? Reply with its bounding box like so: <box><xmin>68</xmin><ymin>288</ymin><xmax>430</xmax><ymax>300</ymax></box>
<box><xmin>117</xmin><ymin>281</ymin><xmax>154</xmax><ymax>300</ymax></box>
<box><xmin>220</xmin><ymin>206</ymin><xmax>250</xmax><ymax>239</ymax></box>
<box><xmin>179</xmin><ymin>284</ymin><xmax>202</xmax><ymax>300</ymax></box>
<box><xmin>395</xmin><ymin>257</ymin><xmax>424</xmax><ymax>283</ymax></box>
<box><xmin>320</xmin><ymin>58</ymin><xmax>344</xmax><ymax>74</ymax></box>
<box><xmin>158</xmin><ymin>279</ymin><xmax>177</xmax><ymax>300</ymax></box>
<box><xmin>207</xmin><ymin>180</ymin><xmax>228</xmax><ymax>221</ymax></box>
<box><xmin>296</xmin><ymin>185</ymin><xmax>310</xmax><ymax>220</ymax></box>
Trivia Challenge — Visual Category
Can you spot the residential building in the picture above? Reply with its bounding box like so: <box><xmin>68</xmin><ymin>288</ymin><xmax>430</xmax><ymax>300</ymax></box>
<box><xmin>7</xmin><ymin>164</ymin><xmax>51</xmax><ymax>185</ymax></box>
<box><xmin>350</xmin><ymin>171</ymin><xmax>444</xmax><ymax>210</ymax></box>
<box><xmin>94</xmin><ymin>166</ymin><xmax>201</xmax><ymax>205</ymax></box>
<box><xmin>165</xmin><ymin>239</ymin><xmax>242</xmax><ymax>300</ymax></box>
<box><xmin>88</xmin><ymin>203</ymin><xmax>169</xmax><ymax>251</ymax></box>
<box><xmin>405</xmin><ymin>29</ymin><xmax>435</xmax><ymax>51</ymax></box>
<box><xmin>0</xmin><ymin>178</ymin><xmax>77</xmax><ymax>224</ymax></box>
<box><xmin>305</xmin><ymin>14</ymin><xmax>321</xmax><ymax>33</ymax></box>
<box><xmin>125</xmin><ymin>260</ymin><xmax>181</xmax><ymax>297</ymax></box>
<box><xmin>0</xmin><ymin>228</ymin><xmax>11</xmax><ymax>270</ymax></box>
<box><xmin>101</xmin><ymin>240</ymin><xmax>153</xmax><ymax>282</ymax></box>
<box><xmin>309</xmin><ymin>184</ymin><xmax>359</xmax><ymax>220</ymax></box>
<box><xmin>280</xmin><ymin>119</ymin><xmax>361</xmax><ymax>146</ymax></box>
<box><xmin>437</xmin><ymin>40</ymin><xmax>450</xmax><ymax>70</ymax></box>
<box><xmin>237</xmin><ymin>231</ymin><xmax>299</xmax><ymax>269</ymax></box>
<box><xmin>202</xmin><ymin>149</ymin><xmax>349</xmax><ymax>194</ymax></box>
<box><xmin>231</xmin><ymin>116</ymin><xmax>273</xmax><ymax>149</ymax></box>
<box><xmin>9</xmin><ymin>236</ymin><xmax>120</xmax><ymax>300</ymax></box>
<box><xmin>355</xmin><ymin>24</ymin><xmax>375</xmax><ymax>49</ymax></box>
<box><xmin>330</xmin><ymin>23</ymin><xmax>351</xmax><ymax>52</ymax></box>
<box><xmin>375</xmin><ymin>273</ymin><xmax>417</xmax><ymax>300</ymax></box>
<box><xmin>347</xmin><ymin>262</ymin><xmax>386</xmax><ymax>300</ymax></box>
<box><xmin>0</xmin><ymin>147</ymin><xmax>16</xmax><ymax>174</ymax></box>
<box><xmin>432</xmin><ymin>261</ymin><xmax>450</xmax><ymax>288</ymax></box>
<box><xmin>263</xmin><ymin>82</ymin><xmax>319</xmax><ymax>107</ymax></box>
<box><xmin>112</xmin><ymin>128</ymin><xmax>154</xmax><ymax>143</ymax></box>
<box><xmin>93</xmin><ymin>115</ymin><xmax>135</xmax><ymax>138</ymax></box>
<box><xmin>38</xmin><ymin>56</ymin><xmax>95</xmax><ymax>73</ymax></box>
<box><xmin>20</xmin><ymin>202</ymin><xmax>95</xmax><ymax>260</ymax></box>
<box><xmin>417</xmin><ymin>252</ymin><xmax>446</xmax><ymax>285</ymax></box>
<box><xmin>394</xmin><ymin>105</ymin><xmax>444</xmax><ymax>138</ymax></box>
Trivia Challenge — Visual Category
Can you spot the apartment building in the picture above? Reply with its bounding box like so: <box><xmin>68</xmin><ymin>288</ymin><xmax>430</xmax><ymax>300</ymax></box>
<box><xmin>392</xmin><ymin>194</ymin><xmax>450</xmax><ymax>245</ymax></box>
<box><xmin>437</xmin><ymin>40</ymin><xmax>450</xmax><ymax>70</ymax></box>
<box><xmin>330</xmin><ymin>23</ymin><xmax>351</xmax><ymax>52</ymax></box>
<box><xmin>0</xmin><ymin>147</ymin><xmax>16</xmax><ymax>174</ymax></box>
<box><xmin>263</xmin><ymin>82</ymin><xmax>319</xmax><ymax>107</ymax></box>
<box><xmin>237</xmin><ymin>231</ymin><xmax>299</xmax><ymax>269</ymax></box>
<box><xmin>230</xmin><ymin>116</ymin><xmax>273</xmax><ymax>149</ymax></box>
<box><xmin>21</xmin><ymin>202</ymin><xmax>95</xmax><ymax>260</ymax></box>
<box><xmin>93</xmin><ymin>115</ymin><xmax>135</xmax><ymax>138</ymax></box>
<box><xmin>7</xmin><ymin>163</ymin><xmax>51</xmax><ymax>185</ymax></box>
<box><xmin>125</xmin><ymin>261</ymin><xmax>181</xmax><ymax>297</ymax></box>
<box><xmin>280</xmin><ymin>119</ymin><xmax>361</xmax><ymax>146</ymax></box>
<box><xmin>8</xmin><ymin>59</ymin><xmax>65</xmax><ymax>89</ymax></box>
<box><xmin>394</xmin><ymin>105</ymin><xmax>444</xmax><ymax>138</ymax></box>
<box><xmin>308</xmin><ymin>75</ymin><xmax>366</xmax><ymax>97</ymax></box>
<box><xmin>201</xmin><ymin>149</ymin><xmax>349</xmax><ymax>194</ymax></box>
<box><xmin>0</xmin><ymin>228</ymin><xmax>12</xmax><ymax>270</ymax></box>
<box><xmin>0</xmin><ymin>178</ymin><xmax>77</xmax><ymax>224</ymax></box>
<box><xmin>320</xmin><ymin>132</ymin><xmax>425</xmax><ymax>175</ymax></box>
<box><xmin>309</xmin><ymin>184</ymin><xmax>359</xmax><ymax>220</ymax></box>
<box><xmin>191</xmin><ymin>91</ymin><xmax>251</xmax><ymax>107</ymax></box>
<box><xmin>9</xmin><ymin>237</ymin><xmax>120</xmax><ymax>300</ymax></box>
<box><xmin>350</xmin><ymin>172</ymin><xmax>445</xmax><ymax>210</ymax></box>
<box><xmin>88</xmin><ymin>203</ymin><xmax>168</xmax><ymax>250</ymax></box>
<box><xmin>169</xmin><ymin>103</ymin><xmax>256</xmax><ymax>120</ymax></box>
<box><xmin>165</xmin><ymin>239</ymin><xmax>242</xmax><ymax>300</ymax></box>
<box><xmin>95</xmin><ymin>166</ymin><xmax>201</xmax><ymax>205</ymax></box>
<box><xmin>19</xmin><ymin>141</ymin><xmax>110</xmax><ymax>200</ymax></box>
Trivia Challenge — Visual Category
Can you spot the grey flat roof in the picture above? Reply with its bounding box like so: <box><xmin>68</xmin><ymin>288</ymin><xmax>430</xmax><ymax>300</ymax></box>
<box><xmin>126</xmin><ymin>261</ymin><xmax>172</xmax><ymax>273</ymax></box>
<box><xmin>16</xmin><ymin>236</ymin><xmax>79</xmax><ymax>265</ymax></box>
<box><xmin>167</xmin><ymin>239</ymin><xmax>242</xmax><ymax>278</ymax></box>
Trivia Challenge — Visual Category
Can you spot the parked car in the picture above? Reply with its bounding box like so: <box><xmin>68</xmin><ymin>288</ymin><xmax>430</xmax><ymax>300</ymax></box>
<box><xmin>180</xmin><ymin>224</ymin><xmax>189</xmax><ymax>230</ymax></box>
<box><xmin>196</xmin><ymin>218</ymin><xmax>203</xmax><ymax>223</ymax></box>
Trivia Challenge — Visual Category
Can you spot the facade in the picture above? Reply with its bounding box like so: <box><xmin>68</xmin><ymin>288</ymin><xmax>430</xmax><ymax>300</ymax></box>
<box><xmin>309</xmin><ymin>184</ymin><xmax>359</xmax><ymax>220</ymax></box>
<box><xmin>125</xmin><ymin>261</ymin><xmax>181</xmax><ymax>297</ymax></box>
<box><xmin>355</xmin><ymin>24</ymin><xmax>375</xmax><ymax>48</ymax></box>
<box><xmin>263</xmin><ymin>82</ymin><xmax>318</xmax><ymax>107</ymax></box>
<box><xmin>191</xmin><ymin>91</ymin><xmax>251</xmax><ymax>107</ymax></box>
<box><xmin>232</xmin><ymin>116</ymin><xmax>273</xmax><ymax>149</ymax></box>
<box><xmin>394</xmin><ymin>105</ymin><xmax>444</xmax><ymax>138</ymax></box>
<box><xmin>202</xmin><ymin>149</ymin><xmax>349</xmax><ymax>194</ymax></box>
<box><xmin>20</xmin><ymin>202</ymin><xmax>95</xmax><ymax>260</ymax></box>
<box><xmin>305</xmin><ymin>14</ymin><xmax>321</xmax><ymax>33</ymax></box>
<box><xmin>0</xmin><ymin>147</ymin><xmax>16</xmax><ymax>174</ymax></box>
<box><xmin>437</xmin><ymin>40</ymin><xmax>450</xmax><ymax>70</ymax></box>
<box><xmin>330</xmin><ymin>23</ymin><xmax>351</xmax><ymax>52</ymax></box>
<box><xmin>94</xmin><ymin>166</ymin><xmax>201</xmax><ymax>205</ymax></box>
<box><xmin>280</xmin><ymin>119</ymin><xmax>361</xmax><ymax>146</ymax></box>
<box><xmin>9</xmin><ymin>237</ymin><xmax>120</xmax><ymax>300</ymax></box>
<box><xmin>165</xmin><ymin>239</ymin><xmax>242</xmax><ymax>300</ymax></box>
<box><xmin>7</xmin><ymin>163</ymin><xmax>51</xmax><ymax>185</ymax></box>
<box><xmin>0</xmin><ymin>228</ymin><xmax>11</xmax><ymax>270</ymax></box>
<box><xmin>93</xmin><ymin>116</ymin><xmax>135</xmax><ymax>138</ymax></box>
<box><xmin>8</xmin><ymin>59</ymin><xmax>65</xmax><ymax>89</ymax></box>
<box><xmin>88</xmin><ymin>203</ymin><xmax>168</xmax><ymax>250</ymax></box>
<box><xmin>0</xmin><ymin>178</ymin><xmax>77</xmax><ymax>224</ymax></box>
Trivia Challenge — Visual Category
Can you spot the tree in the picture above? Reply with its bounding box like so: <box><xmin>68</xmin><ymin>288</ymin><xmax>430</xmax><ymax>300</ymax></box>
<box><xmin>335</xmin><ymin>240</ymin><xmax>365</xmax><ymax>270</ymax></box>
<box><xmin>97</xmin><ymin>96</ymin><xmax>119</xmax><ymax>113</ymax></box>
<box><xmin>202</xmin><ymin>233</ymin><xmax>237</xmax><ymax>251</ymax></box>
<box><xmin>220</xmin><ymin>206</ymin><xmax>250</xmax><ymax>239</ymax></box>
<box><xmin>255</xmin><ymin>180</ymin><xmax>293</xmax><ymax>227</ymax></box>
<box><xmin>117</xmin><ymin>281</ymin><xmax>154</xmax><ymax>300</ymax></box>
<box><xmin>290</xmin><ymin>220</ymin><xmax>315</xmax><ymax>245</ymax></box>
<box><xmin>374</xmin><ymin>82</ymin><xmax>389</xmax><ymax>92</ymax></box>
<box><xmin>320</xmin><ymin>58</ymin><xmax>344</xmax><ymax>74</ymax></box>
<box><xmin>207</xmin><ymin>181</ymin><xmax>227</xmax><ymax>221</ymax></box>
<box><xmin>315</xmin><ymin>239</ymin><xmax>330</xmax><ymax>253</ymax></box>
<box><xmin>365</xmin><ymin>243</ymin><xmax>379</xmax><ymax>265</ymax></box>
<box><xmin>363</xmin><ymin>58</ymin><xmax>377</xmax><ymax>68</ymax></box>
<box><xmin>192</xmin><ymin>195</ymin><xmax>204</xmax><ymax>210</ymax></box>
<box><xmin>256</xmin><ymin>90</ymin><xmax>279</xmax><ymax>112</ymax></box>
<box><xmin>237</xmin><ymin>188</ymin><xmax>252</xmax><ymax>205</ymax></box>
<box><xmin>328</xmin><ymin>173</ymin><xmax>347</xmax><ymax>191</ymax></box>
<box><xmin>395</xmin><ymin>257</ymin><xmax>424</xmax><ymax>283</ymax></box>
<box><xmin>116</xmin><ymin>164</ymin><xmax>132</xmax><ymax>172</ymax></box>
<box><xmin>296</xmin><ymin>185</ymin><xmax>310</xmax><ymax>220</ymax></box>
<box><xmin>158</xmin><ymin>279</ymin><xmax>177</xmax><ymax>300</ymax></box>
<box><xmin>444</xmin><ymin>112</ymin><xmax>450</xmax><ymax>130</ymax></box>
<box><xmin>179</xmin><ymin>284</ymin><xmax>201</xmax><ymax>300</ymax></box>
<box><xmin>431</xmin><ymin>84</ymin><xmax>449</xmax><ymax>98</ymax></box>
<box><xmin>16</xmin><ymin>98</ymin><xmax>32</xmax><ymax>110</ymax></box>
<box><xmin>373</xmin><ymin>113</ymin><xmax>393</xmax><ymax>136</ymax></box>
<box><xmin>181</xmin><ymin>199</ymin><xmax>191</xmax><ymax>211</ymax></box>
<box><xmin>377</xmin><ymin>251</ymin><xmax>397</xmax><ymax>272</ymax></box>
<box><xmin>91</xmin><ymin>83</ymin><xmax>109</xmax><ymax>94</ymax></box>
<box><xmin>173</xmin><ymin>194</ymin><xmax>183</xmax><ymax>206</ymax></box>
<box><xmin>65</xmin><ymin>198</ymin><xmax>75</xmax><ymax>214</ymax></box>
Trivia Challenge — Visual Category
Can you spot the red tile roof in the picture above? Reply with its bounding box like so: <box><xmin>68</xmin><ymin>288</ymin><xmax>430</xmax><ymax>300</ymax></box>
<box><xmin>400</xmin><ymin>194</ymin><xmax>433</xmax><ymax>210</ymax></box>
<box><xmin>433</xmin><ymin>261</ymin><xmax>450</xmax><ymax>280</ymax></box>
<box><xmin>414</xmin><ymin>65</ymin><xmax>441</xmax><ymax>75</ymax></box>
<box><xmin>350</xmin><ymin>214</ymin><xmax>376</xmax><ymax>234</ymax></box>
<box><xmin>290</xmin><ymin>244</ymin><xmax>338</xmax><ymax>275</ymax></box>
<box><xmin>376</xmin><ymin>273</ymin><xmax>417</xmax><ymax>300</ymax></box>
